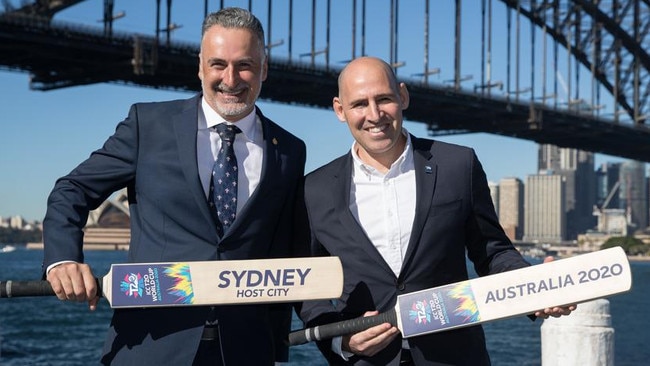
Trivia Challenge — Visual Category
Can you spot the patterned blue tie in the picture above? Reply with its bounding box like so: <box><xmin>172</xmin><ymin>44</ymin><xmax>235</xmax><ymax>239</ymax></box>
<box><xmin>209</xmin><ymin>124</ymin><xmax>241</xmax><ymax>236</ymax></box>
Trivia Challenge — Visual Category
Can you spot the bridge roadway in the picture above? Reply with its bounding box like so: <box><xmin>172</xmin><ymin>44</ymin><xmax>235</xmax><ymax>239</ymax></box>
<box><xmin>1</xmin><ymin>13</ymin><xmax>650</xmax><ymax>163</ymax></box>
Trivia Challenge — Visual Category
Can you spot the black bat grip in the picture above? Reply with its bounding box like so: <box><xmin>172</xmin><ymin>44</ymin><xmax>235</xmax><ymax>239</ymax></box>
<box><xmin>0</xmin><ymin>278</ymin><xmax>102</xmax><ymax>298</ymax></box>
<box><xmin>289</xmin><ymin>310</ymin><xmax>398</xmax><ymax>346</ymax></box>
<box><xmin>0</xmin><ymin>280</ymin><xmax>55</xmax><ymax>297</ymax></box>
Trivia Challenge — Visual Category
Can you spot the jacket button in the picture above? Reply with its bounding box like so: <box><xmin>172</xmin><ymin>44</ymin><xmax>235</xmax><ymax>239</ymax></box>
<box><xmin>397</xmin><ymin>282</ymin><xmax>406</xmax><ymax>291</ymax></box>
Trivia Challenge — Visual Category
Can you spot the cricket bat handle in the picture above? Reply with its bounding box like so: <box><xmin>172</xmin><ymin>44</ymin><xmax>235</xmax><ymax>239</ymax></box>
<box><xmin>1</xmin><ymin>280</ymin><xmax>55</xmax><ymax>297</ymax></box>
<box><xmin>0</xmin><ymin>279</ymin><xmax>102</xmax><ymax>298</ymax></box>
<box><xmin>289</xmin><ymin>309</ymin><xmax>398</xmax><ymax>346</ymax></box>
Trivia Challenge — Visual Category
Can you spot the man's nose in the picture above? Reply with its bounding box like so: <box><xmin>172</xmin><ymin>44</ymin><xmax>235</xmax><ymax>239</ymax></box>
<box><xmin>222</xmin><ymin>65</ymin><xmax>239</xmax><ymax>87</ymax></box>
<box><xmin>367</xmin><ymin>102</ymin><xmax>381</xmax><ymax>121</ymax></box>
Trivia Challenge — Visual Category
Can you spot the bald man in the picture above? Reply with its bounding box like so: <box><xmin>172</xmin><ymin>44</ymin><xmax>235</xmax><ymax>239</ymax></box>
<box><xmin>298</xmin><ymin>57</ymin><xmax>574</xmax><ymax>366</ymax></box>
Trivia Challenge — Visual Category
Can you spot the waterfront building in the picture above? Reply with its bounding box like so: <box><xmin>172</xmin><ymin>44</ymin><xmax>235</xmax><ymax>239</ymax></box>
<box><xmin>9</xmin><ymin>215</ymin><xmax>24</xmax><ymax>229</ymax></box>
<box><xmin>524</xmin><ymin>172</ymin><xmax>566</xmax><ymax>243</ymax></box>
<box><xmin>619</xmin><ymin>161</ymin><xmax>648</xmax><ymax>232</ymax></box>
<box><xmin>27</xmin><ymin>189</ymin><xmax>131</xmax><ymax>250</ymax></box>
<box><xmin>538</xmin><ymin>145</ymin><xmax>595</xmax><ymax>239</ymax></box>
<box><xmin>498</xmin><ymin>177</ymin><xmax>524</xmax><ymax>241</ymax></box>
<box><xmin>596</xmin><ymin>162</ymin><xmax>621</xmax><ymax>209</ymax></box>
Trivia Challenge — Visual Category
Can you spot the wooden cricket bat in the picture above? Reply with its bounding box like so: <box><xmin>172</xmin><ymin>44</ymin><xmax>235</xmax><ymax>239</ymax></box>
<box><xmin>0</xmin><ymin>256</ymin><xmax>343</xmax><ymax>308</ymax></box>
<box><xmin>288</xmin><ymin>246</ymin><xmax>632</xmax><ymax>345</ymax></box>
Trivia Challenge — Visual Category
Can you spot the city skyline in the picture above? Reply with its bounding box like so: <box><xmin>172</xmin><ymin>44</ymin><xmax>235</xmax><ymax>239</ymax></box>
<box><xmin>490</xmin><ymin>153</ymin><xmax>649</xmax><ymax>243</ymax></box>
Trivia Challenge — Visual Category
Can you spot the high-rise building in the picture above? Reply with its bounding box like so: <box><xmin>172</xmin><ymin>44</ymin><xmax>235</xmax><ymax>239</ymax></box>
<box><xmin>596</xmin><ymin>162</ymin><xmax>621</xmax><ymax>209</ymax></box>
<box><xmin>498</xmin><ymin>177</ymin><xmax>524</xmax><ymax>241</ymax></box>
<box><xmin>524</xmin><ymin>173</ymin><xmax>566</xmax><ymax>243</ymax></box>
<box><xmin>538</xmin><ymin>145</ymin><xmax>595</xmax><ymax>239</ymax></box>
<box><xmin>9</xmin><ymin>215</ymin><xmax>25</xmax><ymax>229</ymax></box>
<box><xmin>619</xmin><ymin>161</ymin><xmax>648</xmax><ymax>232</ymax></box>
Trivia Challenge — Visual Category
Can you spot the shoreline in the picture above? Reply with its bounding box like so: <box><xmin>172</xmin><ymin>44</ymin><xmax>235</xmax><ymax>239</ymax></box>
<box><xmin>24</xmin><ymin>242</ymin><xmax>129</xmax><ymax>251</ymax></box>
<box><xmin>12</xmin><ymin>242</ymin><xmax>650</xmax><ymax>262</ymax></box>
<box><xmin>627</xmin><ymin>255</ymin><xmax>650</xmax><ymax>262</ymax></box>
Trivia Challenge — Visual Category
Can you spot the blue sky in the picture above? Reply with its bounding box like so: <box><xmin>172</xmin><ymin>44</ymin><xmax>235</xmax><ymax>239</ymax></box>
<box><xmin>0</xmin><ymin>0</ymin><xmax>629</xmax><ymax>221</ymax></box>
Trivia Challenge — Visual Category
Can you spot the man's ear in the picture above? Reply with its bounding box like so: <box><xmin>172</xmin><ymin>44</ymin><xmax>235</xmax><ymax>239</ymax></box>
<box><xmin>399</xmin><ymin>83</ymin><xmax>410</xmax><ymax>110</ymax></box>
<box><xmin>261</xmin><ymin>55</ymin><xmax>268</xmax><ymax>82</ymax></box>
<box><xmin>197</xmin><ymin>53</ymin><xmax>203</xmax><ymax>81</ymax></box>
<box><xmin>332</xmin><ymin>97</ymin><xmax>346</xmax><ymax>122</ymax></box>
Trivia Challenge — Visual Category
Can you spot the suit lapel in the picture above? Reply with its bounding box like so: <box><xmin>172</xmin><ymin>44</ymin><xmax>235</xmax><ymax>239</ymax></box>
<box><xmin>335</xmin><ymin>155</ymin><xmax>397</xmax><ymax>278</ymax></box>
<box><xmin>173</xmin><ymin>95</ymin><xmax>218</xmax><ymax>231</ymax></box>
<box><xmin>400</xmin><ymin>136</ymin><xmax>437</xmax><ymax>276</ymax></box>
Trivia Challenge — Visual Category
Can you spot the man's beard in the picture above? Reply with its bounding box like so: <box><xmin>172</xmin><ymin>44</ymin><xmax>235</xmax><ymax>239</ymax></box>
<box><xmin>204</xmin><ymin>82</ymin><xmax>256</xmax><ymax>118</ymax></box>
<box><xmin>215</xmin><ymin>100</ymin><xmax>250</xmax><ymax>117</ymax></box>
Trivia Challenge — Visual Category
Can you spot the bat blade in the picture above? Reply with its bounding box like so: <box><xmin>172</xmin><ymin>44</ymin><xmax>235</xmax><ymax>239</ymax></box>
<box><xmin>1</xmin><ymin>256</ymin><xmax>344</xmax><ymax>308</ymax></box>
<box><xmin>288</xmin><ymin>247</ymin><xmax>632</xmax><ymax>345</ymax></box>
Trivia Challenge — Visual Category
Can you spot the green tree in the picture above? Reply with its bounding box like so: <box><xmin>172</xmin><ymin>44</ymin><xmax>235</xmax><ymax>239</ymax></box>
<box><xmin>0</xmin><ymin>227</ymin><xmax>42</xmax><ymax>244</ymax></box>
<box><xmin>601</xmin><ymin>236</ymin><xmax>650</xmax><ymax>255</ymax></box>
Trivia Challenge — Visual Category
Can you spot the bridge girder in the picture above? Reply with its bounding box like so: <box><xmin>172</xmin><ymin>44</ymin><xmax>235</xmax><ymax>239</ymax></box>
<box><xmin>3</xmin><ymin>0</ymin><xmax>86</xmax><ymax>19</ymax></box>
<box><xmin>1</xmin><ymin>0</ymin><xmax>650</xmax><ymax>163</ymax></box>
<box><xmin>500</xmin><ymin>0</ymin><xmax>649</xmax><ymax>124</ymax></box>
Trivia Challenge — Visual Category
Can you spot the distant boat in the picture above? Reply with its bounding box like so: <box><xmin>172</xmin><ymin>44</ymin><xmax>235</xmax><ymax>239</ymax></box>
<box><xmin>0</xmin><ymin>245</ymin><xmax>16</xmax><ymax>253</ymax></box>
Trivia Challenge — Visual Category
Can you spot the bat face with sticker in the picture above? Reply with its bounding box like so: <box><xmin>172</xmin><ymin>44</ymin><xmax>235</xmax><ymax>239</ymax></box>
<box><xmin>288</xmin><ymin>247</ymin><xmax>632</xmax><ymax>346</ymax></box>
<box><xmin>1</xmin><ymin>256</ymin><xmax>344</xmax><ymax>308</ymax></box>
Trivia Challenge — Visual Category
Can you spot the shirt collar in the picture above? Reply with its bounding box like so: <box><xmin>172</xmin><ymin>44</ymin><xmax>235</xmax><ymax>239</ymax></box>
<box><xmin>351</xmin><ymin>128</ymin><xmax>413</xmax><ymax>178</ymax></box>
<box><xmin>200</xmin><ymin>97</ymin><xmax>257</xmax><ymax>140</ymax></box>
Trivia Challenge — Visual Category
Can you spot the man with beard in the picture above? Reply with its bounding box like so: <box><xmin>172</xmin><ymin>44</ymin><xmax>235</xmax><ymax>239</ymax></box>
<box><xmin>43</xmin><ymin>7</ymin><xmax>308</xmax><ymax>365</ymax></box>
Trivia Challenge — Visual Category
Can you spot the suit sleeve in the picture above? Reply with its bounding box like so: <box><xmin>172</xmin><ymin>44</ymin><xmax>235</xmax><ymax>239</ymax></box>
<box><xmin>42</xmin><ymin>104</ymin><xmax>139</xmax><ymax>270</ymax></box>
<box><xmin>464</xmin><ymin>151</ymin><xmax>530</xmax><ymax>277</ymax></box>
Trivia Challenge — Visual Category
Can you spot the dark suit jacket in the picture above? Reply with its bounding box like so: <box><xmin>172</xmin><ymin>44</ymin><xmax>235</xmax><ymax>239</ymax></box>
<box><xmin>300</xmin><ymin>135</ymin><xmax>530</xmax><ymax>366</ymax></box>
<box><xmin>42</xmin><ymin>94</ymin><xmax>308</xmax><ymax>365</ymax></box>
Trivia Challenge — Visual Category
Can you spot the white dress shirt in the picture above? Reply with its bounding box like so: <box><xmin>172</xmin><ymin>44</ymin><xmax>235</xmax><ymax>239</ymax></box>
<box><xmin>197</xmin><ymin>98</ymin><xmax>264</xmax><ymax>212</ymax></box>
<box><xmin>332</xmin><ymin>129</ymin><xmax>416</xmax><ymax>359</ymax></box>
<box><xmin>349</xmin><ymin>129</ymin><xmax>416</xmax><ymax>277</ymax></box>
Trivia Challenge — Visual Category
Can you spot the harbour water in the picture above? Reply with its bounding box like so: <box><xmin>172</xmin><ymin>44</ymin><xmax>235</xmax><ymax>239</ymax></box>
<box><xmin>1</xmin><ymin>247</ymin><xmax>648</xmax><ymax>365</ymax></box>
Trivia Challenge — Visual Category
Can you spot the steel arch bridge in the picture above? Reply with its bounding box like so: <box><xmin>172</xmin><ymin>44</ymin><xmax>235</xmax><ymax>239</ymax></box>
<box><xmin>1</xmin><ymin>0</ymin><xmax>649</xmax><ymax>161</ymax></box>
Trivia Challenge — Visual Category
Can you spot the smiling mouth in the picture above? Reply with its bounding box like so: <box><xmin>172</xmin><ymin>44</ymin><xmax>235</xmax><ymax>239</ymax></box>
<box><xmin>220</xmin><ymin>89</ymin><xmax>244</xmax><ymax>97</ymax></box>
<box><xmin>218</xmin><ymin>85</ymin><xmax>247</xmax><ymax>97</ymax></box>
<box><xmin>367</xmin><ymin>124</ymin><xmax>388</xmax><ymax>133</ymax></box>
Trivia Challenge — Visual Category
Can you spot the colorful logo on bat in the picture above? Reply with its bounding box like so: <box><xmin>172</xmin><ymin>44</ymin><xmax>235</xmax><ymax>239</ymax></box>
<box><xmin>448</xmin><ymin>282</ymin><xmax>480</xmax><ymax>323</ymax></box>
<box><xmin>120</xmin><ymin>273</ymin><xmax>144</xmax><ymax>298</ymax></box>
<box><xmin>163</xmin><ymin>263</ymin><xmax>195</xmax><ymax>304</ymax></box>
<box><xmin>408</xmin><ymin>300</ymin><xmax>432</xmax><ymax>324</ymax></box>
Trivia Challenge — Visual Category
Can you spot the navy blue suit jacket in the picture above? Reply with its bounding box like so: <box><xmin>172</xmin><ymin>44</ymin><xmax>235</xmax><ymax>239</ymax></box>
<box><xmin>300</xmin><ymin>136</ymin><xmax>530</xmax><ymax>365</ymax></box>
<box><xmin>43</xmin><ymin>94</ymin><xmax>308</xmax><ymax>365</ymax></box>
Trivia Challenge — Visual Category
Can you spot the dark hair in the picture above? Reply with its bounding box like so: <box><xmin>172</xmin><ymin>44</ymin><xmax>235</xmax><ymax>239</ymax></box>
<box><xmin>202</xmin><ymin>7</ymin><xmax>266</xmax><ymax>51</ymax></box>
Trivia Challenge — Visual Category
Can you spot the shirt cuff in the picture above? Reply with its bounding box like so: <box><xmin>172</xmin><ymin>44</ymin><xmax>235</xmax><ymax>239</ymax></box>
<box><xmin>46</xmin><ymin>260</ymin><xmax>77</xmax><ymax>275</ymax></box>
<box><xmin>331</xmin><ymin>336</ymin><xmax>355</xmax><ymax>361</ymax></box>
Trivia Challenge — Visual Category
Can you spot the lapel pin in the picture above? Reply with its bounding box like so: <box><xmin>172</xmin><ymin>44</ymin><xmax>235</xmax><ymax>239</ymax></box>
<box><xmin>272</xmin><ymin>138</ymin><xmax>278</xmax><ymax>145</ymax></box>
<box><xmin>425</xmin><ymin>166</ymin><xmax>432</xmax><ymax>174</ymax></box>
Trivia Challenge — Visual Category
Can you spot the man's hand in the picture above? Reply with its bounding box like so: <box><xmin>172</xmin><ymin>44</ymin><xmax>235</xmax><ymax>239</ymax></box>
<box><xmin>46</xmin><ymin>262</ymin><xmax>99</xmax><ymax>311</ymax></box>
<box><xmin>342</xmin><ymin>311</ymin><xmax>400</xmax><ymax>357</ymax></box>
<box><xmin>534</xmin><ymin>256</ymin><xmax>577</xmax><ymax>319</ymax></box>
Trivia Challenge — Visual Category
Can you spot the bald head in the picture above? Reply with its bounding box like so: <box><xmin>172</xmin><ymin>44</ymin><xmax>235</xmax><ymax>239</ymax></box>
<box><xmin>332</xmin><ymin>56</ymin><xmax>410</xmax><ymax>171</ymax></box>
<box><xmin>337</xmin><ymin>57</ymin><xmax>401</xmax><ymax>98</ymax></box>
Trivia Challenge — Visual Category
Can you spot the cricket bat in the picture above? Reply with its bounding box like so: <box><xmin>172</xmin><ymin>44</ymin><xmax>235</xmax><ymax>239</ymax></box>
<box><xmin>0</xmin><ymin>256</ymin><xmax>343</xmax><ymax>308</ymax></box>
<box><xmin>288</xmin><ymin>246</ymin><xmax>632</xmax><ymax>346</ymax></box>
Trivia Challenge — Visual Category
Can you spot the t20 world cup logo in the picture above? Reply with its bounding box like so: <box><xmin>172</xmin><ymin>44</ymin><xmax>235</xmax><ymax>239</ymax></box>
<box><xmin>408</xmin><ymin>300</ymin><xmax>432</xmax><ymax>324</ymax></box>
<box><xmin>120</xmin><ymin>273</ymin><xmax>144</xmax><ymax>298</ymax></box>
